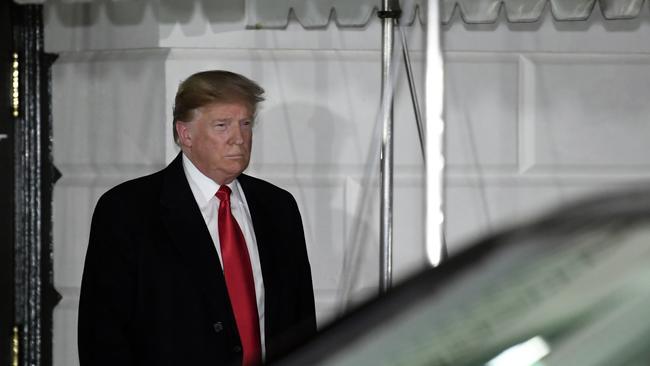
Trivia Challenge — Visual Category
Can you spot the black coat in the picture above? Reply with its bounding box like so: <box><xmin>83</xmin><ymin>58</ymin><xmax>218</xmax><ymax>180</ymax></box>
<box><xmin>78</xmin><ymin>153</ymin><xmax>317</xmax><ymax>365</ymax></box>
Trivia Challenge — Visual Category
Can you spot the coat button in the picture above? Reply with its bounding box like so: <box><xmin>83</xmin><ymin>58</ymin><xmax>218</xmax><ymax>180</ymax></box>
<box><xmin>213</xmin><ymin>322</ymin><xmax>223</xmax><ymax>333</ymax></box>
<box><xmin>233</xmin><ymin>345</ymin><xmax>242</xmax><ymax>353</ymax></box>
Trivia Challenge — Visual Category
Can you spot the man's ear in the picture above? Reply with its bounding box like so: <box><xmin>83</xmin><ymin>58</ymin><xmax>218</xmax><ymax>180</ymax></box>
<box><xmin>175</xmin><ymin>121</ymin><xmax>192</xmax><ymax>147</ymax></box>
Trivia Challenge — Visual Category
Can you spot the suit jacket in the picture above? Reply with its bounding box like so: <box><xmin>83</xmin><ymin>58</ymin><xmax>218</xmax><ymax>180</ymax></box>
<box><xmin>78</xmin><ymin>153</ymin><xmax>317</xmax><ymax>365</ymax></box>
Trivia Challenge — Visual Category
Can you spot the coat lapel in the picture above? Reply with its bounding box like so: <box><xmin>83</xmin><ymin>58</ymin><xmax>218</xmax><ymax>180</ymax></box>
<box><xmin>238</xmin><ymin>174</ymin><xmax>278</xmax><ymax>322</ymax></box>
<box><xmin>159</xmin><ymin>153</ymin><xmax>232</xmax><ymax>318</ymax></box>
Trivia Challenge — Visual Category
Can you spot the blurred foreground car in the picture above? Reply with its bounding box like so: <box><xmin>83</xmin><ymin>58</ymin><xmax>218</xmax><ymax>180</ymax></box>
<box><xmin>278</xmin><ymin>187</ymin><xmax>650</xmax><ymax>366</ymax></box>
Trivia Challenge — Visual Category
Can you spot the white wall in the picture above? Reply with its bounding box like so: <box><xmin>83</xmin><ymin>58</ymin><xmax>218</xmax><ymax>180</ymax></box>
<box><xmin>46</xmin><ymin>1</ymin><xmax>650</xmax><ymax>365</ymax></box>
<box><xmin>443</xmin><ymin>9</ymin><xmax>650</xmax><ymax>249</ymax></box>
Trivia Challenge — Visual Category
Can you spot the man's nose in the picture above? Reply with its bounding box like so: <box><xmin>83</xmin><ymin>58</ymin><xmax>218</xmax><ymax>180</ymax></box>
<box><xmin>229</xmin><ymin>124</ymin><xmax>245</xmax><ymax>145</ymax></box>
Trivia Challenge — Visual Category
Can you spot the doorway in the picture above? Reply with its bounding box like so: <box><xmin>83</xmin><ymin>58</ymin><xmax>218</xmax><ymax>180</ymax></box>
<box><xmin>2</xmin><ymin>2</ymin><xmax>59</xmax><ymax>366</ymax></box>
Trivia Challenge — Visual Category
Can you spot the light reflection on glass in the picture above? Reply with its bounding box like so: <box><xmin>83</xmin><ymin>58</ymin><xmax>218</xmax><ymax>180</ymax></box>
<box><xmin>486</xmin><ymin>336</ymin><xmax>550</xmax><ymax>366</ymax></box>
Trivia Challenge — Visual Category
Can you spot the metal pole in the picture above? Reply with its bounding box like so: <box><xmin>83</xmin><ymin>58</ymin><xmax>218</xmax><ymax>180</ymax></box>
<box><xmin>379</xmin><ymin>0</ymin><xmax>398</xmax><ymax>293</ymax></box>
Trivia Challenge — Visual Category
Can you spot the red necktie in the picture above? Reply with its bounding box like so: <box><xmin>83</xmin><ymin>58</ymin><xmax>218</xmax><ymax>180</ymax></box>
<box><xmin>216</xmin><ymin>185</ymin><xmax>262</xmax><ymax>366</ymax></box>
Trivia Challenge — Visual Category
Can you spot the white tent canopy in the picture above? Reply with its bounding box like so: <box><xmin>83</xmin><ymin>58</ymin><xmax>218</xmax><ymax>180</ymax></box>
<box><xmin>247</xmin><ymin>0</ymin><xmax>650</xmax><ymax>26</ymax></box>
<box><xmin>17</xmin><ymin>0</ymin><xmax>650</xmax><ymax>25</ymax></box>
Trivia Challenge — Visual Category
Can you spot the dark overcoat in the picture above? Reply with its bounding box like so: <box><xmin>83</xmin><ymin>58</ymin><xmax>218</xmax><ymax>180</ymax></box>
<box><xmin>78</xmin><ymin>153</ymin><xmax>317</xmax><ymax>365</ymax></box>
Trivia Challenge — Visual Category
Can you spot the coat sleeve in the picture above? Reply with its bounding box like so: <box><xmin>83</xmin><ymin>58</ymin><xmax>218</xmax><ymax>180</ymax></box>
<box><xmin>264</xmin><ymin>192</ymin><xmax>318</xmax><ymax>362</ymax></box>
<box><xmin>284</xmin><ymin>194</ymin><xmax>318</xmax><ymax>348</ymax></box>
<box><xmin>290</xmin><ymin>195</ymin><xmax>317</xmax><ymax>337</ymax></box>
<box><xmin>78</xmin><ymin>192</ymin><xmax>137</xmax><ymax>366</ymax></box>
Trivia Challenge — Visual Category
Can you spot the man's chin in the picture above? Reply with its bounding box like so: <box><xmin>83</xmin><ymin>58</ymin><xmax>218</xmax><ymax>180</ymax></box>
<box><xmin>224</xmin><ymin>162</ymin><xmax>249</xmax><ymax>176</ymax></box>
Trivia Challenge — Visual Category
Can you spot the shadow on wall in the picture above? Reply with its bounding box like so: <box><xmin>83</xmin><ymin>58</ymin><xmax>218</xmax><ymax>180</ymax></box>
<box><xmin>254</xmin><ymin>102</ymin><xmax>382</xmax><ymax>317</ymax></box>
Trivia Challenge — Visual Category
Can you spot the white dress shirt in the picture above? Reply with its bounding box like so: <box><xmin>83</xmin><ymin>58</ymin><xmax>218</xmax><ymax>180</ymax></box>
<box><xmin>182</xmin><ymin>154</ymin><xmax>266</xmax><ymax>358</ymax></box>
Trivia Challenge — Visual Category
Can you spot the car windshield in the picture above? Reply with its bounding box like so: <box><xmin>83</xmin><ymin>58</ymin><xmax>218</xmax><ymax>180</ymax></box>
<box><xmin>278</xmin><ymin>188</ymin><xmax>650</xmax><ymax>366</ymax></box>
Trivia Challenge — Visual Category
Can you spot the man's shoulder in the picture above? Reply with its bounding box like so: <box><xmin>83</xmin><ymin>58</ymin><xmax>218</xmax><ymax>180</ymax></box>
<box><xmin>96</xmin><ymin>167</ymin><xmax>168</xmax><ymax>211</ymax></box>
<box><xmin>112</xmin><ymin>168</ymin><xmax>165</xmax><ymax>195</ymax></box>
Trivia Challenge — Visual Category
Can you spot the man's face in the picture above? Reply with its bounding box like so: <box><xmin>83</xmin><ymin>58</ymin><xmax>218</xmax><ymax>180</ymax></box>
<box><xmin>176</xmin><ymin>101</ymin><xmax>253</xmax><ymax>184</ymax></box>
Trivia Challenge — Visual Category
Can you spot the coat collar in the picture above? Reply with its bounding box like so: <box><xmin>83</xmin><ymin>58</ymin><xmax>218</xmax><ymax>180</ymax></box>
<box><xmin>237</xmin><ymin>174</ymin><xmax>278</xmax><ymax>300</ymax></box>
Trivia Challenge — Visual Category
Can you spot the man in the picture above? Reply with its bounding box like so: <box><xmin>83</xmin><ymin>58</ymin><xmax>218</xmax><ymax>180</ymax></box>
<box><xmin>78</xmin><ymin>71</ymin><xmax>317</xmax><ymax>365</ymax></box>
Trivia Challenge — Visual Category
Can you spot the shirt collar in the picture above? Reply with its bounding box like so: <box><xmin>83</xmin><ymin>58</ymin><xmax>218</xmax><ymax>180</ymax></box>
<box><xmin>182</xmin><ymin>153</ymin><xmax>240</xmax><ymax>205</ymax></box>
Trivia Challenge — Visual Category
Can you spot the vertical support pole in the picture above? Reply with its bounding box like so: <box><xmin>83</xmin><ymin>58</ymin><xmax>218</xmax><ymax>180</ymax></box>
<box><xmin>379</xmin><ymin>0</ymin><xmax>398</xmax><ymax>293</ymax></box>
<box><xmin>425</xmin><ymin>0</ymin><xmax>445</xmax><ymax>266</ymax></box>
